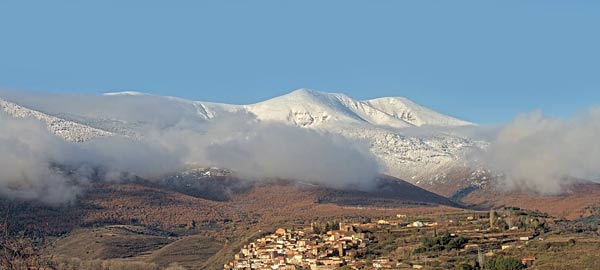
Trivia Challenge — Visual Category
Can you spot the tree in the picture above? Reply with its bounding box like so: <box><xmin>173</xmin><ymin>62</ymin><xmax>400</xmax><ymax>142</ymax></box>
<box><xmin>414</xmin><ymin>232</ymin><xmax>467</xmax><ymax>254</ymax></box>
<box><xmin>331</xmin><ymin>222</ymin><xmax>340</xmax><ymax>231</ymax></box>
<box><xmin>446</xmin><ymin>235</ymin><xmax>467</xmax><ymax>250</ymax></box>
<box><xmin>485</xmin><ymin>256</ymin><xmax>523</xmax><ymax>270</ymax></box>
<box><xmin>0</xmin><ymin>205</ymin><xmax>56</xmax><ymax>270</ymax></box>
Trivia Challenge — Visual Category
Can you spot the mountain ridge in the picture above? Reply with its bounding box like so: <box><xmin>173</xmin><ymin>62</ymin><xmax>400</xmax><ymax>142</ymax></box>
<box><xmin>0</xmin><ymin>89</ymin><xmax>484</xmax><ymax>185</ymax></box>
<box><xmin>102</xmin><ymin>88</ymin><xmax>474</xmax><ymax>128</ymax></box>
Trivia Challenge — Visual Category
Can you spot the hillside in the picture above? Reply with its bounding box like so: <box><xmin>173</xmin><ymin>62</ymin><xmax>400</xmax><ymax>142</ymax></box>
<box><xmin>410</xmin><ymin>165</ymin><xmax>600</xmax><ymax>220</ymax></box>
<box><xmin>1</xmin><ymin>175</ymin><xmax>464</xmax><ymax>269</ymax></box>
<box><xmin>458</xmin><ymin>182</ymin><xmax>600</xmax><ymax>220</ymax></box>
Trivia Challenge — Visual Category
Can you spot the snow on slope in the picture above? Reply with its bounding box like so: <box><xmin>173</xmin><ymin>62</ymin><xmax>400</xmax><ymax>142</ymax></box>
<box><xmin>0</xmin><ymin>98</ymin><xmax>113</xmax><ymax>142</ymax></box>
<box><xmin>102</xmin><ymin>91</ymin><xmax>240</xmax><ymax>121</ymax></box>
<box><xmin>365</xmin><ymin>97</ymin><xmax>473</xmax><ymax>127</ymax></box>
<box><xmin>0</xmin><ymin>89</ymin><xmax>483</xmax><ymax>184</ymax></box>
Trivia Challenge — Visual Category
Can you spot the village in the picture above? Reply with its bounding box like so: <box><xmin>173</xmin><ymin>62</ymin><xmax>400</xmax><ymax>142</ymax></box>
<box><xmin>223</xmin><ymin>223</ymin><xmax>373</xmax><ymax>270</ymax></box>
<box><xmin>224</xmin><ymin>207</ymin><xmax>548</xmax><ymax>270</ymax></box>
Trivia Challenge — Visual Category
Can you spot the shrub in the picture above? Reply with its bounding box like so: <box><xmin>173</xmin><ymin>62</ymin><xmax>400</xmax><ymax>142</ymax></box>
<box><xmin>414</xmin><ymin>232</ymin><xmax>467</xmax><ymax>254</ymax></box>
<box><xmin>485</xmin><ymin>256</ymin><xmax>523</xmax><ymax>270</ymax></box>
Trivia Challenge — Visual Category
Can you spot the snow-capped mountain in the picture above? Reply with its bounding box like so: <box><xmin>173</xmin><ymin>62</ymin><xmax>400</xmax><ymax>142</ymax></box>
<box><xmin>0</xmin><ymin>89</ymin><xmax>484</xmax><ymax>185</ymax></box>
<box><xmin>240</xmin><ymin>89</ymin><xmax>481</xmax><ymax>181</ymax></box>
<box><xmin>245</xmin><ymin>89</ymin><xmax>473</xmax><ymax>128</ymax></box>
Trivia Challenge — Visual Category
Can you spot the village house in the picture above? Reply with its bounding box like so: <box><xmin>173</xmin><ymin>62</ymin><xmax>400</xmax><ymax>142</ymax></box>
<box><xmin>522</xmin><ymin>257</ymin><xmax>536</xmax><ymax>267</ymax></box>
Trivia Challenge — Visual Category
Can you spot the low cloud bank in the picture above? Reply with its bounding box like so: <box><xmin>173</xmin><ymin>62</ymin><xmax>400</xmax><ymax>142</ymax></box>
<box><xmin>0</xmin><ymin>94</ymin><xmax>379</xmax><ymax>204</ymax></box>
<box><xmin>0</xmin><ymin>113</ymin><xmax>184</xmax><ymax>204</ymax></box>
<box><xmin>478</xmin><ymin>108</ymin><xmax>600</xmax><ymax>193</ymax></box>
<box><xmin>0</xmin><ymin>114</ymin><xmax>80</xmax><ymax>204</ymax></box>
<box><xmin>202</xmin><ymin>115</ymin><xmax>379</xmax><ymax>190</ymax></box>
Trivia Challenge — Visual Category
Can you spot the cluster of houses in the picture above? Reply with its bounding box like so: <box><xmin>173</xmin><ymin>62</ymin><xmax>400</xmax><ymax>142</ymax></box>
<box><xmin>225</xmin><ymin>210</ymin><xmax>542</xmax><ymax>269</ymax></box>
<box><xmin>223</xmin><ymin>224</ymin><xmax>372</xmax><ymax>270</ymax></box>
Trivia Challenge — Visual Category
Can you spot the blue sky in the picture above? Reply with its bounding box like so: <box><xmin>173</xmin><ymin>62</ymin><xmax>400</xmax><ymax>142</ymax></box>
<box><xmin>1</xmin><ymin>1</ymin><xmax>598</xmax><ymax>124</ymax></box>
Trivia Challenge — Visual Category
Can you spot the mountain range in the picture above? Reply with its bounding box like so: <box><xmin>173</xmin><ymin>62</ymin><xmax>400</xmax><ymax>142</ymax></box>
<box><xmin>0</xmin><ymin>89</ymin><xmax>487</xmax><ymax>187</ymax></box>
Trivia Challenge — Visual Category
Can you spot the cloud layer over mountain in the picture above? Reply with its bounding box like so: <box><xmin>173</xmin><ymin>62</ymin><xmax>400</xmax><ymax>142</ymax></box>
<box><xmin>0</xmin><ymin>93</ymin><xmax>380</xmax><ymax>204</ymax></box>
<box><xmin>2</xmin><ymin>89</ymin><xmax>599</xmax><ymax>204</ymax></box>
<box><xmin>479</xmin><ymin>108</ymin><xmax>600</xmax><ymax>193</ymax></box>
<box><xmin>0</xmin><ymin>112</ymin><xmax>186</xmax><ymax>204</ymax></box>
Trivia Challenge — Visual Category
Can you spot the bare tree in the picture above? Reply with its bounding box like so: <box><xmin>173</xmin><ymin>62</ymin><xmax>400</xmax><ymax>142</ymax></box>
<box><xmin>0</xmin><ymin>203</ymin><xmax>56</xmax><ymax>270</ymax></box>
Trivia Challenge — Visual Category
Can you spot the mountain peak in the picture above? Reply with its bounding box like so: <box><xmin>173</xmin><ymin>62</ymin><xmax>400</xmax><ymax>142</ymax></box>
<box><xmin>289</xmin><ymin>88</ymin><xmax>316</xmax><ymax>94</ymax></box>
<box><xmin>247</xmin><ymin>89</ymin><xmax>473</xmax><ymax>128</ymax></box>
<box><xmin>282</xmin><ymin>88</ymin><xmax>350</xmax><ymax>100</ymax></box>
<box><xmin>281</xmin><ymin>88</ymin><xmax>322</xmax><ymax>99</ymax></box>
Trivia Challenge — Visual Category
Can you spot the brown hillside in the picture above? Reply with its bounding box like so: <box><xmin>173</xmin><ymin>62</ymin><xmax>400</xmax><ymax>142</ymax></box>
<box><xmin>461</xmin><ymin>183</ymin><xmax>600</xmax><ymax>219</ymax></box>
<box><xmin>2</xmin><ymin>175</ymin><xmax>467</xmax><ymax>269</ymax></box>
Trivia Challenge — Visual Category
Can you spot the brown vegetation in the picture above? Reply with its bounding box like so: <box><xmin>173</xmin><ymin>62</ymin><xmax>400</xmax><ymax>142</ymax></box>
<box><xmin>0</xmin><ymin>205</ymin><xmax>56</xmax><ymax>270</ymax></box>
<box><xmin>461</xmin><ymin>183</ymin><xmax>600</xmax><ymax>219</ymax></box>
<box><xmin>0</xmin><ymin>176</ymin><xmax>465</xmax><ymax>269</ymax></box>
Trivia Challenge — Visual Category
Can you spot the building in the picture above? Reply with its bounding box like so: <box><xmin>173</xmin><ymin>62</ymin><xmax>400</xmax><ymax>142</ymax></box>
<box><xmin>522</xmin><ymin>257</ymin><xmax>536</xmax><ymax>267</ymax></box>
<box><xmin>519</xmin><ymin>236</ymin><xmax>531</xmax><ymax>241</ymax></box>
<box><xmin>410</xmin><ymin>221</ymin><xmax>424</xmax><ymax>227</ymax></box>
<box><xmin>377</xmin><ymin>220</ymin><xmax>390</xmax><ymax>225</ymax></box>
